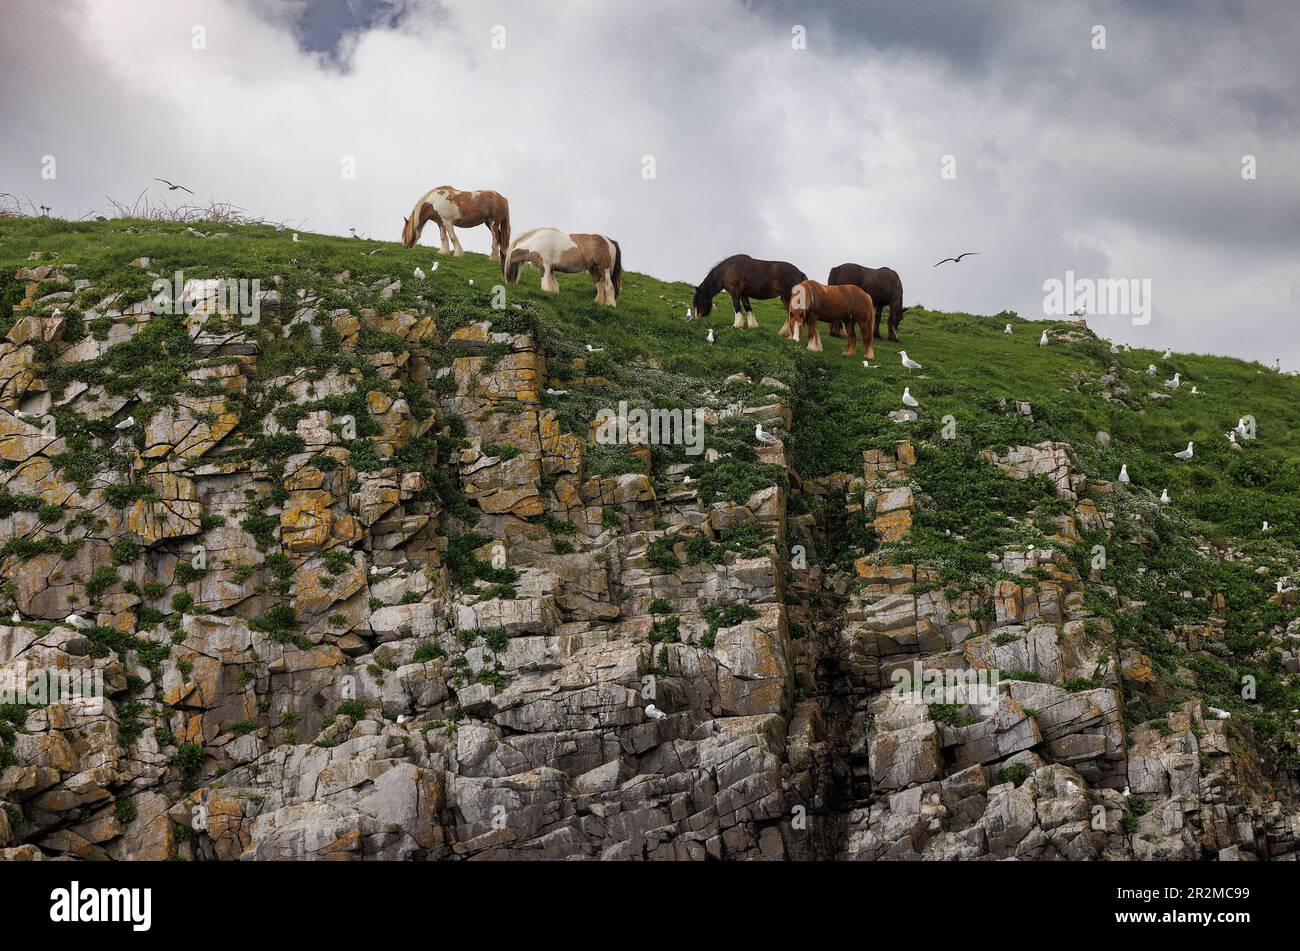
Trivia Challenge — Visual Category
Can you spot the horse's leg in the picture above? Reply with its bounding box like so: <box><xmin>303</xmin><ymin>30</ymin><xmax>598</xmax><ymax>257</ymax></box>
<box><xmin>435</xmin><ymin>222</ymin><xmax>450</xmax><ymax>255</ymax></box>
<box><xmin>729</xmin><ymin>292</ymin><xmax>744</xmax><ymax>329</ymax></box>
<box><xmin>589</xmin><ymin>266</ymin><xmax>608</xmax><ymax>305</ymax></box>
<box><xmin>542</xmin><ymin>264</ymin><xmax>559</xmax><ymax>293</ymax></box>
<box><xmin>449</xmin><ymin>225</ymin><xmax>465</xmax><ymax>257</ymax></box>
<box><xmin>807</xmin><ymin>318</ymin><xmax>823</xmax><ymax>352</ymax></box>
<box><xmin>862</xmin><ymin>314</ymin><xmax>876</xmax><ymax>360</ymax></box>
<box><xmin>842</xmin><ymin>315</ymin><xmax>858</xmax><ymax>357</ymax></box>
<box><xmin>743</xmin><ymin>296</ymin><xmax>758</xmax><ymax>329</ymax></box>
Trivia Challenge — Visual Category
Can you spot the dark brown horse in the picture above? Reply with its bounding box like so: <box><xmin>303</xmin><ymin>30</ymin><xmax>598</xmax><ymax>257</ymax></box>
<box><xmin>693</xmin><ymin>254</ymin><xmax>807</xmax><ymax>329</ymax></box>
<box><xmin>826</xmin><ymin>264</ymin><xmax>904</xmax><ymax>341</ymax></box>
<box><xmin>781</xmin><ymin>280</ymin><xmax>876</xmax><ymax>358</ymax></box>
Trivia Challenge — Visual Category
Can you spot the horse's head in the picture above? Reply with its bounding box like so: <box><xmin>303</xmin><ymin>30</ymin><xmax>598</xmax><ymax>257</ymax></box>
<box><xmin>692</xmin><ymin>286</ymin><xmax>713</xmax><ymax>318</ymax></box>
<box><xmin>401</xmin><ymin>213</ymin><xmax>421</xmax><ymax>249</ymax></box>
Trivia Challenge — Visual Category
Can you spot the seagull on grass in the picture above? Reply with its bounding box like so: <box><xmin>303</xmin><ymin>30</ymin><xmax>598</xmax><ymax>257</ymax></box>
<box><xmin>413</xmin><ymin>267</ymin><xmax>425</xmax><ymax>280</ymax></box>
<box><xmin>585</xmin><ymin>344</ymin><xmax>604</xmax><ymax>353</ymax></box>
<box><xmin>1173</xmin><ymin>442</ymin><xmax>1194</xmax><ymax>460</ymax></box>
<box><xmin>1118</xmin><ymin>464</ymin><xmax>1130</xmax><ymax>484</ymax></box>
<box><xmin>1038</xmin><ymin>330</ymin><xmax>1049</xmax><ymax>347</ymax></box>
<box><xmin>1004</xmin><ymin>324</ymin><xmax>1013</xmax><ymax>334</ymax></box>
<box><xmin>706</xmin><ymin>328</ymin><xmax>714</xmax><ymax>343</ymax></box>
<box><xmin>900</xmin><ymin>351</ymin><xmax>923</xmax><ymax>373</ymax></box>
<box><xmin>1163</xmin><ymin>373</ymin><xmax>1181</xmax><ymax>389</ymax></box>
<box><xmin>901</xmin><ymin>387</ymin><xmax>919</xmax><ymax>409</ymax></box>
<box><xmin>1160</xmin><ymin>488</ymin><xmax>1170</xmax><ymax>504</ymax></box>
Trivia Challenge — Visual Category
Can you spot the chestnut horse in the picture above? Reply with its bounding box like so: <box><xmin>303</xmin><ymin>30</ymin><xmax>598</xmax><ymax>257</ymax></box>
<box><xmin>505</xmin><ymin>228</ymin><xmax>623</xmax><ymax>306</ymax></box>
<box><xmin>402</xmin><ymin>186</ymin><xmax>510</xmax><ymax>270</ymax></box>
<box><xmin>826</xmin><ymin>263</ymin><xmax>905</xmax><ymax>341</ymax></box>
<box><xmin>781</xmin><ymin>280</ymin><xmax>876</xmax><ymax>358</ymax></box>
<box><xmin>693</xmin><ymin>254</ymin><xmax>807</xmax><ymax>329</ymax></box>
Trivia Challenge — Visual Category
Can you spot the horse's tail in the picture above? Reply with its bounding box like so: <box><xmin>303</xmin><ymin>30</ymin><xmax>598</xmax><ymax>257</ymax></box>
<box><xmin>609</xmin><ymin>239</ymin><xmax>623</xmax><ymax>300</ymax></box>
<box><xmin>504</xmin><ymin>249</ymin><xmax>521</xmax><ymax>284</ymax></box>
<box><xmin>495</xmin><ymin>201</ymin><xmax>511</xmax><ymax>273</ymax></box>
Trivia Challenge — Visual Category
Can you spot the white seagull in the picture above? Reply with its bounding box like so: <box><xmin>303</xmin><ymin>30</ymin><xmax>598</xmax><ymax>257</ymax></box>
<box><xmin>10</xmin><ymin>611</ymin><xmax>21</xmax><ymax>624</ymax></box>
<box><xmin>65</xmin><ymin>612</ymin><xmax>95</xmax><ymax>630</ymax></box>
<box><xmin>901</xmin><ymin>387</ymin><xmax>919</xmax><ymax>409</ymax></box>
<box><xmin>544</xmin><ymin>387</ymin><xmax>569</xmax><ymax>396</ymax></box>
<box><xmin>1273</xmin><ymin>358</ymin><xmax>1281</xmax><ymax>372</ymax></box>
<box><xmin>1262</xmin><ymin>521</ymin><xmax>1270</xmax><ymax>532</ymax></box>
<box><xmin>1226</xmin><ymin>431</ymin><xmax>1237</xmax><ymax>445</ymax></box>
<box><xmin>369</xmin><ymin>565</ymin><xmax>396</xmax><ymax>578</ymax></box>
<box><xmin>1234</xmin><ymin>418</ymin><xmax>1248</xmax><ymax>437</ymax></box>
<box><xmin>430</xmin><ymin>261</ymin><xmax>439</xmax><ymax>272</ymax></box>
<box><xmin>706</xmin><ymin>328</ymin><xmax>715</xmax><ymax>343</ymax></box>
<box><xmin>755</xmin><ymin>424</ymin><xmax>779</xmax><ymax>444</ymax></box>
<box><xmin>1206</xmin><ymin>706</ymin><xmax>1231</xmax><ymax>720</ymax></box>
<box><xmin>1110</xmin><ymin>343</ymin><xmax>1119</xmax><ymax>354</ymax></box>
<box><xmin>1191</xmin><ymin>385</ymin><xmax>1200</xmax><ymax>395</ymax></box>
<box><xmin>1160</xmin><ymin>488</ymin><xmax>1170</xmax><ymax>504</ymax></box>
<box><xmin>1146</xmin><ymin>364</ymin><xmax>1157</xmax><ymax>375</ymax></box>
<box><xmin>685</xmin><ymin>307</ymin><xmax>694</xmax><ymax>321</ymax></box>
<box><xmin>1071</xmin><ymin>306</ymin><xmax>1086</xmax><ymax>317</ymax></box>
<box><xmin>585</xmin><ymin>344</ymin><xmax>604</xmax><ymax>353</ymax></box>
<box><xmin>862</xmin><ymin>360</ymin><xmax>879</xmax><ymax>369</ymax></box>
<box><xmin>1275</xmin><ymin>579</ymin><xmax>1295</xmax><ymax>594</ymax></box>
<box><xmin>115</xmin><ymin>416</ymin><xmax>135</xmax><ymax>430</ymax></box>
<box><xmin>1003</xmin><ymin>324</ymin><xmax>1013</xmax><ymax>334</ymax></box>
<box><xmin>1162</xmin><ymin>349</ymin><xmax>1172</xmax><ymax>360</ymax></box>
<box><xmin>1163</xmin><ymin>373</ymin><xmax>1181</xmax><ymax>389</ymax></box>
<box><xmin>900</xmin><ymin>351</ymin><xmax>923</xmax><ymax>373</ymax></box>
<box><xmin>414</xmin><ymin>267</ymin><xmax>425</xmax><ymax>280</ymax></box>
<box><xmin>292</xmin><ymin>233</ymin><xmax>299</xmax><ymax>242</ymax></box>
<box><xmin>1118</xmin><ymin>464</ymin><xmax>1130</xmax><ymax>484</ymax></box>
<box><xmin>1038</xmin><ymin>330</ymin><xmax>1049</xmax><ymax>347</ymax></box>
<box><xmin>1173</xmin><ymin>442</ymin><xmax>1194</xmax><ymax>460</ymax></box>
<box><xmin>645</xmin><ymin>703</ymin><xmax>668</xmax><ymax>721</ymax></box>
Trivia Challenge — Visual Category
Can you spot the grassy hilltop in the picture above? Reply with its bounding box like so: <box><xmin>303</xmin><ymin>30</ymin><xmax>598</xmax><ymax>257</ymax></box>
<box><xmin>3</xmin><ymin>215</ymin><xmax>1299</xmax><ymax>781</ymax></box>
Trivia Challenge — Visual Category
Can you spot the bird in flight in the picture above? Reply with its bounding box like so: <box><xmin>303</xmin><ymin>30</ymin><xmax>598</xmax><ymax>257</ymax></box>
<box><xmin>933</xmin><ymin>251</ymin><xmax>979</xmax><ymax>268</ymax></box>
<box><xmin>154</xmin><ymin>178</ymin><xmax>194</xmax><ymax>194</ymax></box>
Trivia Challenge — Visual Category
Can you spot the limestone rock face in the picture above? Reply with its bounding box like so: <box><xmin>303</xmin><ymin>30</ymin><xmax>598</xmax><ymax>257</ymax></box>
<box><xmin>1</xmin><ymin>254</ymin><xmax>1294</xmax><ymax>865</ymax></box>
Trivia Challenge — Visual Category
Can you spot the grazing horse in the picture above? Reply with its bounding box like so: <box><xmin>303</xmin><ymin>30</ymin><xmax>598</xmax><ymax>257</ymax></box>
<box><xmin>781</xmin><ymin>280</ymin><xmax>876</xmax><ymax>358</ymax></box>
<box><xmin>504</xmin><ymin>228</ymin><xmax>623</xmax><ymax>306</ymax></box>
<box><xmin>402</xmin><ymin>186</ymin><xmax>511</xmax><ymax>270</ymax></box>
<box><xmin>693</xmin><ymin>254</ymin><xmax>807</xmax><ymax>329</ymax></box>
<box><xmin>825</xmin><ymin>264</ymin><xmax>905</xmax><ymax>341</ymax></box>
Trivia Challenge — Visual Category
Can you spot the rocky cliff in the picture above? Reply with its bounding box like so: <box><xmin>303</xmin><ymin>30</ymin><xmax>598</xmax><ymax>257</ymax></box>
<box><xmin>1</xmin><ymin>217</ymin><xmax>1298</xmax><ymax>860</ymax></box>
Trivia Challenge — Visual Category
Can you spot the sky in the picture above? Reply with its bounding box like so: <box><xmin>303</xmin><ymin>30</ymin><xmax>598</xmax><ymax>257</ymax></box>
<box><xmin>2</xmin><ymin>0</ymin><xmax>1297</xmax><ymax>365</ymax></box>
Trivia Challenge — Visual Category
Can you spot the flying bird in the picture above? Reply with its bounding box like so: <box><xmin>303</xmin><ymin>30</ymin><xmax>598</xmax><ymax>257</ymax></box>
<box><xmin>1118</xmin><ymin>464</ymin><xmax>1130</xmax><ymax>484</ymax></box>
<box><xmin>1163</xmin><ymin>373</ymin><xmax>1181</xmax><ymax>389</ymax></box>
<box><xmin>755</xmin><ymin>424</ymin><xmax>779</xmax><ymax>444</ymax></box>
<box><xmin>901</xmin><ymin>387</ymin><xmax>919</xmax><ymax>409</ymax></box>
<box><xmin>645</xmin><ymin>703</ymin><xmax>668</xmax><ymax>721</ymax></box>
<box><xmin>154</xmin><ymin>177</ymin><xmax>194</xmax><ymax>194</ymax></box>
<box><xmin>1173</xmin><ymin>441</ymin><xmax>1194</xmax><ymax>460</ymax></box>
<box><xmin>933</xmin><ymin>251</ymin><xmax>979</xmax><ymax>268</ymax></box>
<box><xmin>900</xmin><ymin>351</ymin><xmax>923</xmax><ymax>373</ymax></box>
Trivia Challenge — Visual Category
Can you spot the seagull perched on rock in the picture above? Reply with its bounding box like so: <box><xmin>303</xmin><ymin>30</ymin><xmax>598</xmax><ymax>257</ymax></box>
<box><xmin>645</xmin><ymin>703</ymin><xmax>668</xmax><ymax>721</ymax></box>
<box><xmin>65</xmin><ymin>612</ymin><xmax>95</xmax><ymax>630</ymax></box>
<box><xmin>14</xmin><ymin>410</ymin><xmax>43</xmax><ymax>423</ymax></box>
<box><xmin>115</xmin><ymin>416</ymin><xmax>135</xmax><ymax>430</ymax></box>
<box><xmin>1163</xmin><ymin>373</ymin><xmax>1181</xmax><ymax>389</ymax></box>
<box><xmin>10</xmin><ymin>611</ymin><xmax>21</xmax><ymax>624</ymax></box>
<box><xmin>585</xmin><ymin>344</ymin><xmax>604</xmax><ymax>353</ymax></box>
<box><xmin>706</xmin><ymin>328</ymin><xmax>714</xmax><ymax>343</ymax></box>
<box><xmin>1206</xmin><ymin>706</ymin><xmax>1231</xmax><ymax>720</ymax></box>
<box><xmin>901</xmin><ymin>387</ymin><xmax>919</xmax><ymax>409</ymax></box>
<box><xmin>1173</xmin><ymin>441</ymin><xmax>1194</xmax><ymax>460</ymax></box>
<box><xmin>396</xmin><ymin>714</ymin><xmax>408</xmax><ymax>724</ymax></box>
<box><xmin>544</xmin><ymin>387</ymin><xmax>569</xmax><ymax>396</ymax></box>
<box><xmin>755</xmin><ymin>424</ymin><xmax>779</xmax><ymax>444</ymax></box>
<box><xmin>1003</xmin><ymin>323</ymin><xmax>1013</xmax><ymax>334</ymax></box>
<box><xmin>1038</xmin><ymin>330</ymin><xmax>1049</xmax><ymax>347</ymax></box>
<box><xmin>1160</xmin><ymin>488</ymin><xmax>1170</xmax><ymax>504</ymax></box>
<box><xmin>413</xmin><ymin>267</ymin><xmax>425</xmax><ymax>280</ymax></box>
<box><xmin>369</xmin><ymin>565</ymin><xmax>396</xmax><ymax>578</ymax></box>
<box><xmin>1122</xmin><ymin>785</ymin><xmax>1131</xmax><ymax>797</ymax></box>
<box><xmin>1276</xmin><ymin>579</ymin><xmax>1295</xmax><ymax>594</ymax></box>
<box><xmin>900</xmin><ymin>351</ymin><xmax>923</xmax><ymax>373</ymax></box>
<box><xmin>1071</xmin><ymin>306</ymin><xmax>1086</xmax><ymax>318</ymax></box>
<box><xmin>1118</xmin><ymin>464</ymin><xmax>1130</xmax><ymax>484</ymax></box>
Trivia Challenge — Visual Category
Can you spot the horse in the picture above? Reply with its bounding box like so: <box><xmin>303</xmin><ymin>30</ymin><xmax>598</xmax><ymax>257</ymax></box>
<box><xmin>401</xmin><ymin>186</ymin><xmax>510</xmax><ymax>270</ymax></box>
<box><xmin>825</xmin><ymin>264</ymin><xmax>905</xmax><ymax>341</ymax></box>
<box><xmin>504</xmin><ymin>228</ymin><xmax>623</xmax><ymax>306</ymax></box>
<box><xmin>781</xmin><ymin>280</ymin><xmax>876</xmax><ymax>358</ymax></box>
<box><xmin>692</xmin><ymin>254</ymin><xmax>808</xmax><ymax>329</ymax></box>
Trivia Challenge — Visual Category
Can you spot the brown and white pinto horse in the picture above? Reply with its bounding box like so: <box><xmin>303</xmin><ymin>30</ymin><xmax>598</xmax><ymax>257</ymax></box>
<box><xmin>504</xmin><ymin>228</ymin><xmax>623</xmax><ymax>306</ymax></box>
<box><xmin>781</xmin><ymin>280</ymin><xmax>877</xmax><ymax>358</ymax></box>
<box><xmin>402</xmin><ymin>186</ymin><xmax>510</xmax><ymax>269</ymax></box>
<box><xmin>693</xmin><ymin>254</ymin><xmax>807</xmax><ymax>329</ymax></box>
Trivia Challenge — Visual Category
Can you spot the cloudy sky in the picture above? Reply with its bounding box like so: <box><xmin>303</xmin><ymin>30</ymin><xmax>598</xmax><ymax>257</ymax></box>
<box><xmin>3</xmin><ymin>0</ymin><xmax>1297</xmax><ymax>364</ymax></box>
